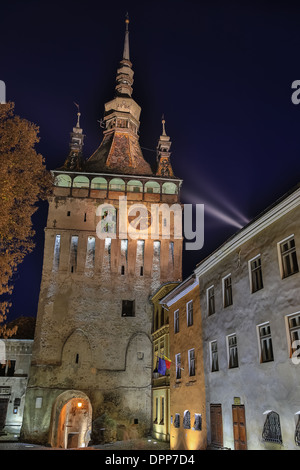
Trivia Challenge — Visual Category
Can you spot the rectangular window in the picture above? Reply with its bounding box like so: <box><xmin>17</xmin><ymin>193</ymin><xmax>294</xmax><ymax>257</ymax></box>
<box><xmin>223</xmin><ymin>275</ymin><xmax>233</xmax><ymax>308</ymax></box>
<box><xmin>122</xmin><ymin>300</ymin><xmax>135</xmax><ymax>317</ymax></box>
<box><xmin>287</xmin><ymin>313</ymin><xmax>300</xmax><ymax>359</ymax></box>
<box><xmin>169</xmin><ymin>242</ymin><xmax>174</xmax><ymax>266</ymax></box>
<box><xmin>258</xmin><ymin>322</ymin><xmax>274</xmax><ymax>362</ymax></box>
<box><xmin>188</xmin><ymin>348</ymin><xmax>195</xmax><ymax>376</ymax></box>
<box><xmin>210</xmin><ymin>341</ymin><xmax>219</xmax><ymax>372</ymax></box>
<box><xmin>85</xmin><ymin>236</ymin><xmax>95</xmax><ymax>270</ymax></box>
<box><xmin>279</xmin><ymin>236</ymin><xmax>299</xmax><ymax>278</ymax></box>
<box><xmin>207</xmin><ymin>285</ymin><xmax>215</xmax><ymax>316</ymax></box>
<box><xmin>249</xmin><ymin>255</ymin><xmax>263</xmax><ymax>293</ymax></box>
<box><xmin>174</xmin><ymin>309</ymin><xmax>179</xmax><ymax>334</ymax></box>
<box><xmin>154</xmin><ymin>397</ymin><xmax>158</xmax><ymax>423</ymax></box>
<box><xmin>187</xmin><ymin>300</ymin><xmax>193</xmax><ymax>327</ymax></box>
<box><xmin>227</xmin><ymin>334</ymin><xmax>239</xmax><ymax>368</ymax></box>
<box><xmin>53</xmin><ymin>234</ymin><xmax>61</xmax><ymax>271</ymax></box>
<box><xmin>175</xmin><ymin>353</ymin><xmax>181</xmax><ymax>379</ymax></box>
<box><xmin>69</xmin><ymin>235</ymin><xmax>78</xmax><ymax>272</ymax></box>
<box><xmin>160</xmin><ymin>397</ymin><xmax>164</xmax><ymax>424</ymax></box>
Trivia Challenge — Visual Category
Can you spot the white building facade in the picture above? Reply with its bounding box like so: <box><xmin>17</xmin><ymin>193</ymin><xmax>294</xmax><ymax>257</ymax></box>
<box><xmin>195</xmin><ymin>184</ymin><xmax>300</xmax><ymax>450</ymax></box>
<box><xmin>0</xmin><ymin>339</ymin><xmax>33</xmax><ymax>438</ymax></box>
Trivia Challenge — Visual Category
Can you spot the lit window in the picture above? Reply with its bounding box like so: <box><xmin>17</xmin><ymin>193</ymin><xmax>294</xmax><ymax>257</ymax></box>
<box><xmin>160</xmin><ymin>397</ymin><xmax>165</xmax><ymax>425</ymax></box>
<box><xmin>85</xmin><ymin>236</ymin><xmax>95</xmax><ymax>270</ymax></box>
<box><xmin>69</xmin><ymin>235</ymin><xmax>78</xmax><ymax>273</ymax></box>
<box><xmin>53</xmin><ymin>234</ymin><xmax>61</xmax><ymax>271</ymax></box>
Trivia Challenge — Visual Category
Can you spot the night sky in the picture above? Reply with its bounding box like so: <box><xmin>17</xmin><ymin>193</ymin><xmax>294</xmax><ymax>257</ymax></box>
<box><xmin>2</xmin><ymin>0</ymin><xmax>300</xmax><ymax>320</ymax></box>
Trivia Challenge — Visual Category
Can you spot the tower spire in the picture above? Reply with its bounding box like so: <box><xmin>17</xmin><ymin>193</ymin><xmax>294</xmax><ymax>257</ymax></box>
<box><xmin>156</xmin><ymin>115</ymin><xmax>174</xmax><ymax>178</ymax></box>
<box><xmin>123</xmin><ymin>12</ymin><xmax>130</xmax><ymax>61</ymax></box>
<box><xmin>60</xmin><ymin>103</ymin><xmax>85</xmax><ymax>171</ymax></box>
<box><xmin>115</xmin><ymin>13</ymin><xmax>134</xmax><ymax>97</ymax></box>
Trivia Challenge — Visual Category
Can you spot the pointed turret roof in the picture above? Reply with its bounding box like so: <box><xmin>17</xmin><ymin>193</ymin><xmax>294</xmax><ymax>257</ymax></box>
<box><xmin>156</xmin><ymin>116</ymin><xmax>175</xmax><ymax>178</ymax></box>
<box><xmin>84</xmin><ymin>14</ymin><xmax>153</xmax><ymax>176</ymax></box>
<box><xmin>58</xmin><ymin>103</ymin><xmax>85</xmax><ymax>171</ymax></box>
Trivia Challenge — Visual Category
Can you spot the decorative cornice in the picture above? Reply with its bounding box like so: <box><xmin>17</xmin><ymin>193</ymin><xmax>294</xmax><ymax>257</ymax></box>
<box><xmin>195</xmin><ymin>185</ymin><xmax>300</xmax><ymax>277</ymax></box>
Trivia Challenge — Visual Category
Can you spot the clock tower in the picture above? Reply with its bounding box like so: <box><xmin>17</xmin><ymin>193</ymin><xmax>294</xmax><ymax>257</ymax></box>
<box><xmin>21</xmin><ymin>15</ymin><xmax>183</xmax><ymax>447</ymax></box>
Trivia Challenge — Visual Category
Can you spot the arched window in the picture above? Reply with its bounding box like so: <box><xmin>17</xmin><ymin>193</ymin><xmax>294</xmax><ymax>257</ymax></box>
<box><xmin>262</xmin><ymin>411</ymin><xmax>282</xmax><ymax>444</ymax></box>
<box><xmin>295</xmin><ymin>414</ymin><xmax>300</xmax><ymax>446</ymax></box>
<box><xmin>73</xmin><ymin>175</ymin><xmax>90</xmax><ymax>188</ymax></box>
<box><xmin>91</xmin><ymin>177</ymin><xmax>107</xmax><ymax>190</ymax></box>
<box><xmin>162</xmin><ymin>182</ymin><xmax>177</xmax><ymax>195</ymax></box>
<box><xmin>183</xmin><ymin>410</ymin><xmax>191</xmax><ymax>429</ymax></box>
<box><xmin>55</xmin><ymin>174</ymin><xmax>72</xmax><ymax>187</ymax></box>
<box><xmin>109</xmin><ymin>178</ymin><xmax>125</xmax><ymax>191</ymax></box>
<box><xmin>145</xmin><ymin>181</ymin><xmax>160</xmax><ymax>194</ymax></box>
<box><xmin>127</xmin><ymin>180</ymin><xmax>143</xmax><ymax>193</ymax></box>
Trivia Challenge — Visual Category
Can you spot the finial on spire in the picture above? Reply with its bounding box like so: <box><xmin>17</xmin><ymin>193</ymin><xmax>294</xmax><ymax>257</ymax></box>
<box><xmin>74</xmin><ymin>102</ymin><xmax>81</xmax><ymax>128</ymax></box>
<box><xmin>123</xmin><ymin>12</ymin><xmax>130</xmax><ymax>61</ymax></box>
<box><xmin>161</xmin><ymin>114</ymin><xmax>167</xmax><ymax>136</ymax></box>
<box><xmin>125</xmin><ymin>11</ymin><xmax>129</xmax><ymax>31</ymax></box>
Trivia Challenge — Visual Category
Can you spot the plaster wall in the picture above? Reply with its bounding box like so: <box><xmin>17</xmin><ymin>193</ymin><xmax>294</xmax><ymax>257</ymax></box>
<box><xmin>198</xmin><ymin>204</ymin><xmax>300</xmax><ymax>450</ymax></box>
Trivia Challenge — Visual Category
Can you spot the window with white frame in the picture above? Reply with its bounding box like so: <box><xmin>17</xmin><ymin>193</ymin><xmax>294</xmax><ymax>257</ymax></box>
<box><xmin>278</xmin><ymin>235</ymin><xmax>299</xmax><ymax>279</ymax></box>
<box><xmin>187</xmin><ymin>300</ymin><xmax>193</xmax><ymax>327</ymax></box>
<box><xmin>249</xmin><ymin>255</ymin><xmax>263</xmax><ymax>293</ymax></box>
<box><xmin>286</xmin><ymin>312</ymin><xmax>300</xmax><ymax>359</ymax></box>
<box><xmin>174</xmin><ymin>309</ymin><xmax>179</xmax><ymax>334</ymax></box>
<box><xmin>210</xmin><ymin>340</ymin><xmax>219</xmax><ymax>372</ymax></box>
<box><xmin>207</xmin><ymin>285</ymin><xmax>215</xmax><ymax>316</ymax></box>
<box><xmin>227</xmin><ymin>334</ymin><xmax>239</xmax><ymax>368</ymax></box>
<box><xmin>258</xmin><ymin>322</ymin><xmax>274</xmax><ymax>363</ymax></box>
<box><xmin>175</xmin><ymin>353</ymin><xmax>181</xmax><ymax>379</ymax></box>
<box><xmin>223</xmin><ymin>274</ymin><xmax>233</xmax><ymax>308</ymax></box>
<box><xmin>188</xmin><ymin>348</ymin><xmax>195</xmax><ymax>376</ymax></box>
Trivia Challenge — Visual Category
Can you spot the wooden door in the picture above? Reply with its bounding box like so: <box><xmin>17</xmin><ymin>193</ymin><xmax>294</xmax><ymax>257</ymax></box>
<box><xmin>210</xmin><ymin>404</ymin><xmax>223</xmax><ymax>447</ymax></box>
<box><xmin>232</xmin><ymin>405</ymin><xmax>247</xmax><ymax>450</ymax></box>
<box><xmin>0</xmin><ymin>398</ymin><xmax>8</xmax><ymax>430</ymax></box>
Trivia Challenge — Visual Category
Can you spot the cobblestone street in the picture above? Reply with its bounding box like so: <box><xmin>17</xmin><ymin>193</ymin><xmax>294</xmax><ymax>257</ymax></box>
<box><xmin>0</xmin><ymin>437</ymin><xmax>170</xmax><ymax>451</ymax></box>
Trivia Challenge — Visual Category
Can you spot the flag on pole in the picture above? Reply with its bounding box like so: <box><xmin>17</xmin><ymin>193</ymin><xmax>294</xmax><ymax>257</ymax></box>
<box><xmin>158</xmin><ymin>357</ymin><xmax>166</xmax><ymax>375</ymax></box>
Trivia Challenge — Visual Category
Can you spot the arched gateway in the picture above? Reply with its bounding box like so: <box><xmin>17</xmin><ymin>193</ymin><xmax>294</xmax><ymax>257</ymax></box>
<box><xmin>50</xmin><ymin>390</ymin><xmax>92</xmax><ymax>448</ymax></box>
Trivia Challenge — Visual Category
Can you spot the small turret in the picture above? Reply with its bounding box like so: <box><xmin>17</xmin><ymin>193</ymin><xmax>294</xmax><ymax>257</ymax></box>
<box><xmin>156</xmin><ymin>115</ymin><xmax>174</xmax><ymax>178</ymax></box>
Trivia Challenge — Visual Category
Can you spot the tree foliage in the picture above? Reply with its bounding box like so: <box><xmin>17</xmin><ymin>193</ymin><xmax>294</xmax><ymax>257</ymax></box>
<box><xmin>0</xmin><ymin>102</ymin><xmax>52</xmax><ymax>337</ymax></box>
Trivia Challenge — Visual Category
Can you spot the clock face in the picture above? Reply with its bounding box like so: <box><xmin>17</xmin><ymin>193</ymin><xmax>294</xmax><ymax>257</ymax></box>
<box><xmin>127</xmin><ymin>205</ymin><xmax>152</xmax><ymax>230</ymax></box>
